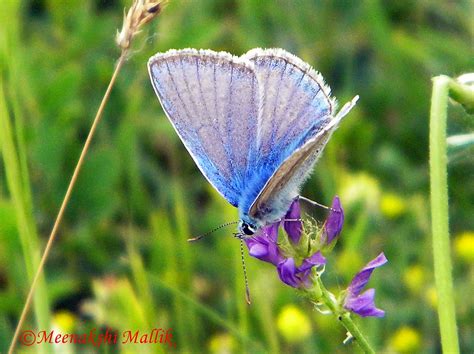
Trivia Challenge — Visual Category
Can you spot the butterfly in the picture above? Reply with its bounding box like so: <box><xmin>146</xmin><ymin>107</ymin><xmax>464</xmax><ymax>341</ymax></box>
<box><xmin>148</xmin><ymin>48</ymin><xmax>358</xmax><ymax>237</ymax></box>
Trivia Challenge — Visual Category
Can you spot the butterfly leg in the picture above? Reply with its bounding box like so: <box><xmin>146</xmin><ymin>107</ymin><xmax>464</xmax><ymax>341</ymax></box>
<box><xmin>299</xmin><ymin>196</ymin><xmax>336</xmax><ymax>212</ymax></box>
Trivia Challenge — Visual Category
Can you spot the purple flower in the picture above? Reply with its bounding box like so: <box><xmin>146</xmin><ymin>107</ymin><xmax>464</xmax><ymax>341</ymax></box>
<box><xmin>322</xmin><ymin>196</ymin><xmax>344</xmax><ymax>245</ymax></box>
<box><xmin>343</xmin><ymin>253</ymin><xmax>387</xmax><ymax>317</ymax></box>
<box><xmin>244</xmin><ymin>196</ymin><xmax>345</xmax><ymax>290</ymax></box>
<box><xmin>277</xmin><ymin>251</ymin><xmax>326</xmax><ymax>288</ymax></box>
<box><xmin>245</xmin><ymin>223</ymin><xmax>282</xmax><ymax>266</ymax></box>
<box><xmin>283</xmin><ymin>199</ymin><xmax>303</xmax><ymax>244</ymax></box>
<box><xmin>277</xmin><ymin>258</ymin><xmax>299</xmax><ymax>287</ymax></box>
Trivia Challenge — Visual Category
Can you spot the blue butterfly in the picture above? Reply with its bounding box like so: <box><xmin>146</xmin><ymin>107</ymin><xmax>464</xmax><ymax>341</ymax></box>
<box><xmin>148</xmin><ymin>48</ymin><xmax>358</xmax><ymax>236</ymax></box>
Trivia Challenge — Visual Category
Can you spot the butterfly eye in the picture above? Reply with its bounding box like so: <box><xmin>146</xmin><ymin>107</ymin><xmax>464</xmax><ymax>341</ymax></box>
<box><xmin>241</xmin><ymin>222</ymin><xmax>256</xmax><ymax>236</ymax></box>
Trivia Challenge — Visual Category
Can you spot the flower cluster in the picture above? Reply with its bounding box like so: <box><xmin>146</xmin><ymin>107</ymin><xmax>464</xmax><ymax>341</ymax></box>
<box><xmin>245</xmin><ymin>196</ymin><xmax>386</xmax><ymax>318</ymax></box>
<box><xmin>245</xmin><ymin>198</ymin><xmax>329</xmax><ymax>288</ymax></box>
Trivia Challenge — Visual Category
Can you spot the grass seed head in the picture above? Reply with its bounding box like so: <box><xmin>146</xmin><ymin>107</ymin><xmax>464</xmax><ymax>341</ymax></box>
<box><xmin>116</xmin><ymin>0</ymin><xmax>167</xmax><ymax>51</ymax></box>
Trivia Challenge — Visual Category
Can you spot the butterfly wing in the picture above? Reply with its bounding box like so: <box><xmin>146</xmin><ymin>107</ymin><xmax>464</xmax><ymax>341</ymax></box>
<box><xmin>238</xmin><ymin>48</ymin><xmax>339</xmax><ymax>220</ymax></box>
<box><xmin>248</xmin><ymin>96</ymin><xmax>359</xmax><ymax>222</ymax></box>
<box><xmin>243</xmin><ymin>48</ymin><xmax>335</xmax><ymax>167</ymax></box>
<box><xmin>148</xmin><ymin>49</ymin><xmax>259</xmax><ymax>206</ymax></box>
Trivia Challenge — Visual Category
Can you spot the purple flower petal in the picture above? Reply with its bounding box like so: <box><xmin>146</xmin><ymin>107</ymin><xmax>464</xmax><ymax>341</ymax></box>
<box><xmin>245</xmin><ymin>223</ymin><xmax>282</xmax><ymax>265</ymax></box>
<box><xmin>298</xmin><ymin>251</ymin><xmax>326</xmax><ymax>273</ymax></box>
<box><xmin>261</xmin><ymin>222</ymin><xmax>279</xmax><ymax>242</ymax></box>
<box><xmin>297</xmin><ymin>251</ymin><xmax>326</xmax><ymax>287</ymax></box>
<box><xmin>343</xmin><ymin>289</ymin><xmax>385</xmax><ymax>317</ymax></box>
<box><xmin>283</xmin><ymin>199</ymin><xmax>303</xmax><ymax>244</ymax></box>
<box><xmin>277</xmin><ymin>251</ymin><xmax>326</xmax><ymax>288</ymax></box>
<box><xmin>247</xmin><ymin>243</ymin><xmax>268</xmax><ymax>258</ymax></box>
<box><xmin>323</xmin><ymin>196</ymin><xmax>344</xmax><ymax>245</ymax></box>
<box><xmin>347</xmin><ymin>253</ymin><xmax>387</xmax><ymax>295</ymax></box>
<box><xmin>343</xmin><ymin>252</ymin><xmax>387</xmax><ymax>317</ymax></box>
<box><xmin>277</xmin><ymin>258</ymin><xmax>300</xmax><ymax>287</ymax></box>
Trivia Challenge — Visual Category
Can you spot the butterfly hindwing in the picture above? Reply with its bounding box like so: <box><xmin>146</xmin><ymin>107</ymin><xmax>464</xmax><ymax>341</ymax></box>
<box><xmin>148</xmin><ymin>49</ymin><xmax>259</xmax><ymax>206</ymax></box>
<box><xmin>248</xmin><ymin>97</ymin><xmax>359</xmax><ymax>222</ymax></box>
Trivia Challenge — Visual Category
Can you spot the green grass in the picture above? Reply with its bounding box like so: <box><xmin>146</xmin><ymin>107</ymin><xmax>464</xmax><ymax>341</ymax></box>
<box><xmin>0</xmin><ymin>0</ymin><xmax>473</xmax><ymax>353</ymax></box>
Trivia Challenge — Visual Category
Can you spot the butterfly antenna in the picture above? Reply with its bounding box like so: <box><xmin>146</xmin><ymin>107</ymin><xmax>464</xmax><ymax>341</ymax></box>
<box><xmin>187</xmin><ymin>221</ymin><xmax>239</xmax><ymax>242</ymax></box>
<box><xmin>299</xmin><ymin>196</ymin><xmax>336</xmax><ymax>212</ymax></box>
<box><xmin>240</xmin><ymin>238</ymin><xmax>251</xmax><ymax>305</ymax></box>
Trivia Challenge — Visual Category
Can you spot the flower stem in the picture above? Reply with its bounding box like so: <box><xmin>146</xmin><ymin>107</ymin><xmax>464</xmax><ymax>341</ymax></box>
<box><xmin>429</xmin><ymin>75</ymin><xmax>463</xmax><ymax>354</ymax></box>
<box><xmin>448</xmin><ymin>75</ymin><xmax>474</xmax><ymax>114</ymax></box>
<box><xmin>313</xmin><ymin>277</ymin><xmax>375</xmax><ymax>354</ymax></box>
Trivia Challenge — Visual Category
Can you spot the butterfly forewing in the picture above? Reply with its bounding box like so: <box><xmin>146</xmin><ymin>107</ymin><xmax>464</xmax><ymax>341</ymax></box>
<box><xmin>148</xmin><ymin>49</ymin><xmax>259</xmax><ymax>206</ymax></box>
<box><xmin>243</xmin><ymin>48</ymin><xmax>335</xmax><ymax>169</ymax></box>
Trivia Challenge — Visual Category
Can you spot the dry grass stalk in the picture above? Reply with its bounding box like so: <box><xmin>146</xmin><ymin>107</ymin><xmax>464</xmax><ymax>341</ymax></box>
<box><xmin>8</xmin><ymin>1</ymin><xmax>167</xmax><ymax>353</ymax></box>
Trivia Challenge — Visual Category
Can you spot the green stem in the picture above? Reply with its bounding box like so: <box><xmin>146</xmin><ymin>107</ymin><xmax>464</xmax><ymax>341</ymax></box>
<box><xmin>429</xmin><ymin>75</ymin><xmax>460</xmax><ymax>354</ymax></box>
<box><xmin>448</xmin><ymin>76</ymin><xmax>474</xmax><ymax>114</ymax></box>
<box><xmin>313</xmin><ymin>277</ymin><xmax>375</xmax><ymax>354</ymax></box>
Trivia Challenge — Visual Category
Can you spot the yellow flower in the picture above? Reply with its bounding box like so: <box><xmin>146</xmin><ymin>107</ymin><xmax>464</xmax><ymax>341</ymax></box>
<box><xmin>339</xmin><ymin>172</ymin><xmax>381</xmax><ymax>212</ymax></box>
<box><xmin>454</xmin><ymin>231</ymin><xmax>474</xmax><ymax>263</ymax></box>
<box><xmin>53</xmin><ymin>310</ymin><xmax>76</xmax><ymax>333</ymax></box>
<box><xmin>208</xmin><ymin>333</ymin><xmax>236</xmax><ymax>354</ymax></box>
<box><xmin>381</xmin><ymin>193</ymin><xmax>406</xmax><ymax>219</ymax></box>
<box><xmin>425</xmin><ymin>286</ymin><xmax>437</xmax><ymax>309</ymax></box>
<box><xmin>390</xmin><ymin>326</ymin><xmax>422</xmax><ymax>353</ymax></box>
<box><xmin>403</xmin><ymin>265</ymin><xmax>426</xmax><ymax>294</ymax></box>
<box><xmin>277</xmin><ymin>305</ymin><xmax>311</xmax><ymax>343</ymax></box>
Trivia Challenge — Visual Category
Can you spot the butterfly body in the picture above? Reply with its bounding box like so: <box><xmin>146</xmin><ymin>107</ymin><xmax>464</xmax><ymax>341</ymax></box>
<box><xmin>237</xmin><ymin>161</ymin><xmax>293</xmax><ymax>229</ymax></box>
<box><xmin>148</xmin><ymin>48</ymin><xmax>358</xmax><ymax>236</ymax></box>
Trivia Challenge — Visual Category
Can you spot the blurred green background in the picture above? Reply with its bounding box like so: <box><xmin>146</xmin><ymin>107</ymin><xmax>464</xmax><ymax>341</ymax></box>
<box><xmin>1</xmin><ymin>0</ymin><xmax>473</xmax><ymax>353</ymax></box>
